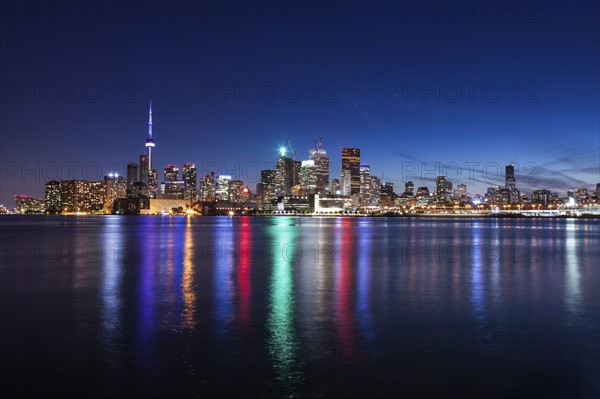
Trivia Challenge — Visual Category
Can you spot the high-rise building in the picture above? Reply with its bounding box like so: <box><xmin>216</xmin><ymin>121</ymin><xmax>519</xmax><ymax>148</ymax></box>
<box><xmin>216</xmin><ymin>175</ymin><xmax>232</xmax><ymax>201</ymax></box>
<box><xmin>89</xmin><ymin>181</ymin><xmax>105</xmax><ymax>213</ymax></box>
<box><xmin>60</xmin><ymin>180</ymin><xmax>91</xmax><ymax>213</ymax></box>
<box><xmin>14</xmin><ymin>195</ymin><xmax>45</xmax><ymax>214</ymax></box>
<box><xmin>44</xmin><ymin>180</ymin><xmax>61</xmax><ymax>213</ymax></box>
<box><xmin>404</xmin><ymin>181</ymin><xmax>415</xmax><ymax>197</ymax></box>
<box><xmin>103</xmin><ymin>174</ymin><xmax>126</xmax><ymax>214</ymax></box>
<box><xmin>275</xmin><ymin>149</ymin><xmax>295</xmax><ymax>196</ymax></box>
<box><xmin>381</xmin><ymin>182</ymin><xmax>395</xmax><ymax>197</ymax></box>
<box><xmin>183</xmin><ymin>163</ymin><xmax>197</xmax><ymax>201</ymax></box>
<box><xmin>532</xmin><ymin>189</ymin><xmax>551</xmax><ymax>207</ymax></box>
<box><xmin>164</xmin><ymin>181</ymin><xmax>185</xmax><ymax>199</ymax></box>
<box><xmin>340</xmin><ymin>169</ymin><xmax>351</xmax><ymax>195</ymax></box>
<box><xmin>456</xmin><ymin>183</ymin><xmax>467</xmax><ymax>198</ymax></box>
<box><xmin>309</xmin><ymin>139</ymin><xmax>329</xmax><ymax>194</ymax></box>
<box><xmin>506</xmin><ymin>163</ymin><xmax>518</xmax><ymax>204</ymax></box>
<box><xmin>435</xmin><ymin>176</ymin><xmax>448</xmax><ymax>203</ymax></box>
<box><xmin>164</xmin><ymin>164</ymin><xmax>180</xmax><ymax>181</ymax></box>
<box><xmin>127</xmin><ymin>163</ymin><xmax>138</xmax><ymax>189</ymax></box>
<box><xmin>342</xmin><ymin>148</ymin><xmax>360</xmax><ymax>195</ymax></box>
<box><xmin>360</xmin><ymin>165</ymin><xmax>371</xmax><ymax>205</ymax></box>
<box><xmin>229</xmin><ymin>180</ymin><xmax>245</xmax><ymax>203</ymax></box>
<box><xmin>139</xmin><ymin>154</ymin><xmax>149</xmax><ymax>185</ymax></box>
<box><xmin>299</xmin><ymin>160</ymin><xmax>317</xmax><ymax>192</ymax></box>
<box><xmin>260</xmin><ymin>169</ymin><xmax>276</xmax><ymax>205</ymax></box>
<box><xmin>148</xmin><ymin>169</ymin><xmax>158</xmax><ymax>198</ymax></box>
<box><xmin>199</xmin><ymin>172</ymin><xmax>216</xmax><ymax>201</ymax></box>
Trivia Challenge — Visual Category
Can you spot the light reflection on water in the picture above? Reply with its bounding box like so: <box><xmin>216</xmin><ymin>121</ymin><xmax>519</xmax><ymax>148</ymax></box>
<box><xmin>0</xmin><ymin>216</ymin><xmax>598</xmax><ymax>397</ymax></box>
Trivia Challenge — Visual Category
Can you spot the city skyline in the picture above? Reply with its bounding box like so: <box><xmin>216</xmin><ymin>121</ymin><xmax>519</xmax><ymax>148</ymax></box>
<box><xmin>1</xmin><ymin>1</ymin><xmax>598</xmax><ymax>205</ymax></box>
<box><xmin>2</xmin><ymin>97</ymin><xmax>598</xmax><ymax>207</ymax></box>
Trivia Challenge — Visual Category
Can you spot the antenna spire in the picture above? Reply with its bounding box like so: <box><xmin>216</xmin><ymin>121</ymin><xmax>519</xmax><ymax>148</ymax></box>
<box><xmin>148</xmin><ymin>100</ymin><xmax>153</xmax><ymax>138</ymax></box>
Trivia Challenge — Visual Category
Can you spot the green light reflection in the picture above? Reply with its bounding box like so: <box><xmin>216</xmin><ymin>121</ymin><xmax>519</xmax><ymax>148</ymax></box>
<box><xmin>267</xmin><ymin>217</ymin><xmax>302</xmax><ymax>390</ymax></box>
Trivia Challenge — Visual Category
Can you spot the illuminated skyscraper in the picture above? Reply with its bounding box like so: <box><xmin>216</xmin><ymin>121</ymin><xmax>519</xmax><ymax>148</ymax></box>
<box><xmin>309</xmin><ymin>138</ymin><xmax>329</xmax><ymax>194</ymax></box>
<box><xmin>139</xmin><ymin>154</ymin><xmax>149</xmax><ymax>185</ymax></box>
<box><xmin>126</xmin><ymin>162</ymin><xmax>138</xmax><ymax>189</ymax></box>
<box><xmin>299</xmin><ymin>160</ymin><xmax>317</xmax><ymax>192</ymax></box>
<box><xmin>164</xmin><ymin>164</ymin><xmax>179</xmax><ymax>181</ymax></box>
<box><xmin>505</xmin><ymin>163</ymin><xmax>518</xmax><ymax>204</ymax></box>
<box><xmin>44</xmin><ymin>180</ymin><xmax>61</xmax><ymax>213</ymax></box>
<box><xmin>183</xmin><ymin>163</ymin><xmax>197</xmax><ymax>201</ymax></box>
<box><xmin>60</xmin><ymin>180</ymin><xmax>91</xmax><ymax>213</ymax></box>
<box><xmin>103</xmin><ymin>174</ymin><xmax>126</xmax><ymax>214</ymax></box>
<box><xmin>199</xmin><ymin>172</ymin><xmax>216</xmax><ymax>201</ymax></box>
<box><xmin>435</xmin><ymin>176</ymin><xmax>448</xmax><ymax>203</ymax></box>
<box><xmin>275</xmin><ymin>147</ymin><xmax>295</xmax><ymax>196</ymax></box>
<box><xmin>216</xmin><ymin>175</ymin><xmax>232</xmax><ymax>201</ymax></box>
<box><xmin>340</xmin><ymin>169</ymin><xmax>351</xmax><ymax>195</ymax></box>
<box><xmin>229</xmin><ymin>180</ymin><xmax>244</xmax><ymax>203</ymax></box>
<box><xmin>342</xmin><ymin>148</ymin><xmax>360</xmax><ymax>195</ymax></box>
<box><xmin>260</xmin><ymin>169</ymin><xmax>276</xmax><ymax>205</ymax></box>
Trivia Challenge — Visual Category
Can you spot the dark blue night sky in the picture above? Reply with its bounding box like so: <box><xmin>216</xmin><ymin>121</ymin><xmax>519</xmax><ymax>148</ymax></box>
<box><xmin>1</xmin><ymin>1</ymin><xmax>598</xmax><ymax>204</ymax></box>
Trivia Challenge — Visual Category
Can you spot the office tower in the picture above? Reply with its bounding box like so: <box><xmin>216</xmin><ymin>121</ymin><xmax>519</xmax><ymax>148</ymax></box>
<box><xmin>261</xmin><ymin>169</ymin><xmax>276</xmax><ymax>205</ymax></box>
<box><xmin>216</xmin><ymin>175</ymin><xmax>232</xmax><ymax>201</ymax></box>
<box><xmin>404</xmin><ymin>181</ymin><xmax>414</xmax><ymax>196</ymax></box>
<box><xmin>183</xmin><ymin>163</ymin><xmax>197</xmax><ymax>201</ymax></box>
<box><xmin>446</xmin><ymin>181</ymin><xmax>453</xmax><ymax>201</ymax></box>
<box><xmin>299</xmin><ymin>160</ymin><xmax>317</xmax><ymax>192</ymax></box>
<box><xmin>435</xmin><ymin>176</ymin><xmax>448</xmax><ymax>203</ymax></box>
<box><xmin>506</xmin><ymin>163</ymin><xmax>517</xmax><ymax>204</ymax></box>
<box><xmin>126</xmin><ymin>162</ymin><xmax>138</xmax><ymax>189</ymax></box>
<box><xmin>199</xmin><ymin>172</ymin><xmax>216</xmax><ymax>201</ymax></box>
<box><xmin>275</xmin><ymin>150</ymin><xmax>295</xmax><ymax>196</ymax></box>
<box><xmin>456</xmin><ymin>183</ymin><xmax>467</xmax><ymax>198</ymax></box>
<box><xmin>139</xmin><ymin>154</ymin><xmax>149</xmax><ymax>185</ymax></box>
<box><xmin>368</xmin><ymin>175</ymin><xmax>381</xmax><ymax>206</ymax></box>
<box><xmin>331</xmin><ymin>178</ymin><xmax>340</xmax><ymax>194</ymax></box>
<box><xmin>360</xmin><ymin>165</ymin><xmax>371</xmax><ymax>205</ymax></box>
<box><xmin>596</xmin><ymin>183</ymin><xmax>600</xmax><ymax>197</ymax></box>
<box><xmin>44</xmin><ymin>180</ymin><xmax>61</xmax><ymax>213</ymax></box>
<box><xmin>342</xmin><ymin>148</ymin><xmax>360</xmax><ymax>195</ymax></box>
<box><xmin>164</xmin><ymin>164</ymin><xmax>180</xmax><ymax>181</ymax></box>
<box><xmin>340</xmin><ymin>169</ymin><xmax>351</xmax><ymax>195</ymax></box>
<box><xmin>309</xmin><ymin>138</ymin><xmax>330</xmax><ymax>194</ymax></box>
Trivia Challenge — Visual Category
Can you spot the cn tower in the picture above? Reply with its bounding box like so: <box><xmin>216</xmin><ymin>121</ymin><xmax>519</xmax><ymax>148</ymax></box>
<box><xmin>145</xmin><ymin>100</ymin><xmax>155</xmax><ymax>171</ymax></box>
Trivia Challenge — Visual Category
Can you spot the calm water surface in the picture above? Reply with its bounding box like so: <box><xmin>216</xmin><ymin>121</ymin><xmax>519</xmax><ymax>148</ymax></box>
<box><xmin>1</xmin><ymin>216</ymin><xmax>599</xmax><ymax>397</ymax></box>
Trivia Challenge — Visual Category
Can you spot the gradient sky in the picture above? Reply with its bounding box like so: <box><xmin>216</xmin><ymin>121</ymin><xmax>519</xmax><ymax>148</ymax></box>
<box><xmin>1</xmin><ymin>0</ymin><xmax>599</xmax><ymax>205</ymax></box>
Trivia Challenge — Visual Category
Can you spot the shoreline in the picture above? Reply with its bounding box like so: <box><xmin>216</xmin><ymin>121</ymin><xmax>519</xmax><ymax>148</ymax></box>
<box><xmin>3</xmin><ymin>213</ymin><xmax>600</xmax><ymax>219</ymax></box>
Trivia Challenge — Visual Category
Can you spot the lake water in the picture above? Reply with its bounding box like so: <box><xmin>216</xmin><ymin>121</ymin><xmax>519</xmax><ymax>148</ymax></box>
<box><xmin>1</xmin><ymin>216</ymin><xmax>598</xmax><ymax>397</ymax></box>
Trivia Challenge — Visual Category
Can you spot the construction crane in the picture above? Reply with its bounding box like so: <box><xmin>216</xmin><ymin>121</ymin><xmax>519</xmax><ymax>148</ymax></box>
<box><xmin>287</xmin><ymin>139</ymin><xmax>296</xmax><ymax>161</ymax></box>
